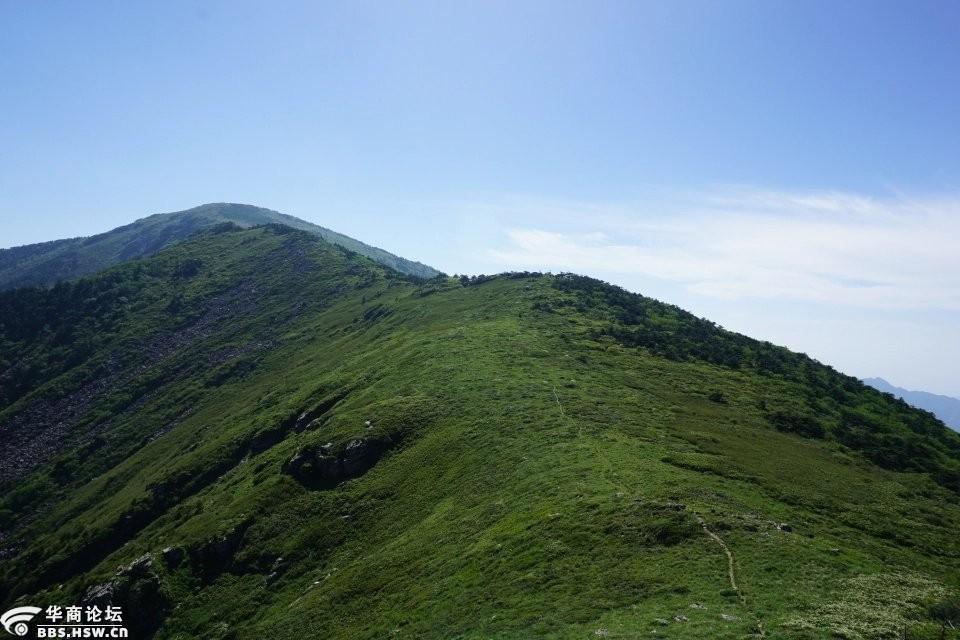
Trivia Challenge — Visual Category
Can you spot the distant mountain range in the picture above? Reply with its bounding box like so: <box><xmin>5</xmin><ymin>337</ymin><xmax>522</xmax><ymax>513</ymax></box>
<box><xmin>0</xmin><ymin>203</ymin><xmax>440</xmax><ymax>289</ymax></box>
<box><xmin>863</xmin><ymin>377</ymin><xmax>960</xmax><ymax>431</ymax></box>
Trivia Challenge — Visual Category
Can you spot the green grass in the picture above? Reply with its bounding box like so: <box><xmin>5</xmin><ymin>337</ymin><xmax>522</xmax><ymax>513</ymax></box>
<box><xmin>1</xmin><ymin>225</ymin><xmax>958</xmax><ymax>639</ymax></box>
<box><xmin>0</xmin><ymin>202</ymin><xmax>438</xmax><ymax>291</ymax></box>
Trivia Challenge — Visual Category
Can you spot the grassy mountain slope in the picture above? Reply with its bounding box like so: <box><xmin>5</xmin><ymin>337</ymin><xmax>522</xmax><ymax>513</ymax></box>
<box><xmin>0</xmin><ymin>203</ymin><xmax>439</xmax><ymax>290</ymax></box>
<box><xmin>1</xmin><ymin>225</ymin><xmax>959</xmax><ymax>639</ymax></box>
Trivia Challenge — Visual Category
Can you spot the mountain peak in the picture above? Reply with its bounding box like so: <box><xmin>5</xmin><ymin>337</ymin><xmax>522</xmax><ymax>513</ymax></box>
<box><xmin>0</xmin><ymin>204</ymin><xmax>440</xmax><ymax>290</ymax></box>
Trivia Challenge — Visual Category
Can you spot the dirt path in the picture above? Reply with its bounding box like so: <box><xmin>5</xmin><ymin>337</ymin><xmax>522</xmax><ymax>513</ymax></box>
<box><xmin>697</xmin><ymin>515</ymin><xmax>766</xmax><ymax>637</ymax></box>
<box><xmin>697</xmin><ymin>516</ymin><xmax>741</xmax><ymax>598</ymax></box>
<box><xmin>550</xmin><ymin>381</ymin><xmax>765</xmax><ymax>636</ymax></box>
<box><xmin>552</xmin><ymin>386</ymin><xmax>565</xmax><ymax>416</ymax></box>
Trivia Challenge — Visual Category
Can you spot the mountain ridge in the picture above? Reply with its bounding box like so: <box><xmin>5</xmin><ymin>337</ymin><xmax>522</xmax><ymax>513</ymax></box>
<box><xmin>0</xmin><ymin>221</ymin><xmax>958</xmax><ymax>638</ymax></box>
<box><xmin>0</xmin><ymin>203</ymin><xmax>440</xmax><ymax>290</ymax></box>
<box><xmin>863</xmin><ymin>377</ymin><xmax>960</xmax><ymax>432</ymax></box>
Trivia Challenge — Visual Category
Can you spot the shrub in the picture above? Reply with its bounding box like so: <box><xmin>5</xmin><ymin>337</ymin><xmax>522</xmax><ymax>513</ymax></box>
<box><xmin>768</xmin><ymin>411</ymin><xmax>826</xmax><ymax>439</ymax></box>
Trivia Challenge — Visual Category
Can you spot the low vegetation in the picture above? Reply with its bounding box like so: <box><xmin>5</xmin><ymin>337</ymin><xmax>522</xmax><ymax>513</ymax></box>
<box><xmin>0</xmin><ymin>202</ymin><xmax>438</xmax><ymax>291</ymax></box>
<box><xmin>1</xmin><ymin>224</ymin><xmax>958</xmax><ymax>638</ymax></box>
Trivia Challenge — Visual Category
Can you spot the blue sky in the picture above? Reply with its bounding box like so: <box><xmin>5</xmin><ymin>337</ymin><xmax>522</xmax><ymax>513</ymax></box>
<box><xmin>2</xmin><ymin>1</ymin><xmax>959</xmax><ymax>396</ymax></box>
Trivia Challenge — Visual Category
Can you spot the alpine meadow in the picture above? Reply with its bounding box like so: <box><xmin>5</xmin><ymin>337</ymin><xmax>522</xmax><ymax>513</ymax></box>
<box><xmin>1</xmin><ymin>205</ymin><xmax>958</xmax><ymax>638</ymax></box>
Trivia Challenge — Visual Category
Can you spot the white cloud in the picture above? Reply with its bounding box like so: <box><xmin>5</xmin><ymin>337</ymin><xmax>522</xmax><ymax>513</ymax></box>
<box><xmin>485</xmin><ymin>189</ymin><xmax>960</xmax><ymax>310</ymax></box>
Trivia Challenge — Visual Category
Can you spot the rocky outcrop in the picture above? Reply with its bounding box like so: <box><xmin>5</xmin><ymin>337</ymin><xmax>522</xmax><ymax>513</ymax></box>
<box><xmin>187</xmin><ymin>523</ymin><xmax>250</xmax><ymax>581</ymax></box>
<box><xmin>283</xmin><ymin>437</ymin><xmax>394</xmax><ymax>489</ymax></box>
<box><xmin>81</xmin><ymin>552</ymin><xmax>170</xmax><ymax>637</ymax></box>
<box><xmin>161</xmin><ymin>546</ymin><xmax>184</xmax><ymax>568</ymax></box>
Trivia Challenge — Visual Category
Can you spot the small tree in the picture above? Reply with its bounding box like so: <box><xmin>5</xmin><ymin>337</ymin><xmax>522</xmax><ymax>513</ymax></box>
<box><xmin>930</xmin><ymin>596</ymin><xmax>960</xmax><ymax>640</ymax></box>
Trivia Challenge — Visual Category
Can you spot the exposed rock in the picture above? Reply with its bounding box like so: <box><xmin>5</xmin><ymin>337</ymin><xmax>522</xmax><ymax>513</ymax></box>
<box><xmin>342</xmin><ymin>439</ymin><xmax>384</xmax><ymax>476</ymax></box>
<box><xmin>674</xmin><ymin>615</ymin><xmax>689</xmax><ymax>622</ymax></box>
<box><xmin>266</xmin><ymin>555</ymin><xmax>288</xmax><ymax>584</ymax></box>
<box><xmin>290</xmin><ymin>390</ymin><xmax>350</xmax><ymax>432</ymax></box>
<box><xmin>162</xmin><ymin>546</ymin><xmax>185</xmax><ymax>568</ymax></box>
<box><xmin>283</xmin><ymin>436</ymin><xmax>394</xmax><ymax>489</ymax></box>
<box><xmin>294</xmin><ymin>410</ymin><xmax>317</xmax><ymax>431</ymax></box>
<box><xmin>720</xmin><ymin>613</ymin><xmax>739</xmax><ymax>622</ymax></box>
<box><xmin>207</xmin><ymin>341</ymin><xmax>271</xmax><ymax>367</ymax></box>
<box><xmin>82</xmin><ymin>581</ymin><xmax>116</xmax><ymax>607</ymax></box>
<box><xmin>187</xmin><ymin>524</ymin><xmax>249</xmax><ymax>580</ymax></box>
<box><xmin>82</xmin><ymin>552</ymin><xmax>170</xmax><ymax>637</ymax></box>
<box><xmin>118</xmin><ymin>552</ymin><xmax>153</xmax><ymax>577</ymax></box>
<box><xmin>0</xmin><ymin>282</ymin><xmax>263</xmax><ymax>485</ymax></box>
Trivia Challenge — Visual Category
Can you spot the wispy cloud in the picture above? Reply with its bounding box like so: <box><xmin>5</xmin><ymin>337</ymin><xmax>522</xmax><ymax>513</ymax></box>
<box><xmin>484</xmin><ymin>189</ymin><xmax>960</xmax><ymax>310</ymax></box>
